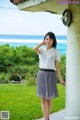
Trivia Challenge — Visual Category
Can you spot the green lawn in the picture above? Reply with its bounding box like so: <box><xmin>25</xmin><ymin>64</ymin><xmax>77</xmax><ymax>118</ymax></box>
<box><xmin>0</xmin><ymin>84</ymin><xmax>65</xmax><ymax>120</ymax></box>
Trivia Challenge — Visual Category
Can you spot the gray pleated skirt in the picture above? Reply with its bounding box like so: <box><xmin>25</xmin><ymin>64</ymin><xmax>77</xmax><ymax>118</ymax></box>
<box><xmin>36</xmin><ymin>69</ymin><xmax>59</xmax><ymax>100</ymax></box>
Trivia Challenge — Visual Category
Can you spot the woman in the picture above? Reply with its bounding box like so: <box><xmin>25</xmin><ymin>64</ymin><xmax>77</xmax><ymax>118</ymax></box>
<box><xmin>33</xmin><ymin>32</ymin><xmax>65</xmax><ymax>120</ymax></box>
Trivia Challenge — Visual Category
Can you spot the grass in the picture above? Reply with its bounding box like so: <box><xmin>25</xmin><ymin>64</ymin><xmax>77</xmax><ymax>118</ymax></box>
<box><xmin>0</xmin><ymin>84</ymin><xmax>65</xmax><ymax>120</ymax></box>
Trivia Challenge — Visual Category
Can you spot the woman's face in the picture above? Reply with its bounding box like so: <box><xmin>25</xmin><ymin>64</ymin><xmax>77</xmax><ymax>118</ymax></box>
<box><xmin>45</xmin><ymin>35</ymin><xmax>53</xmax><ymax>47</ymax></box>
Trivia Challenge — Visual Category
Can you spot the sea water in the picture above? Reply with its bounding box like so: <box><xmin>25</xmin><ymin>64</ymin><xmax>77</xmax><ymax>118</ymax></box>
<box><xmin>0</xmin><ymin>35</ymin><xmax>67</xmax><ymax>55</ymax></box>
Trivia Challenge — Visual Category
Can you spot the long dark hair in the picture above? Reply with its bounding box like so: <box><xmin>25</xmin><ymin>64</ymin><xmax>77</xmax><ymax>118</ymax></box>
<box><xmin>44</xmin><ymin>32</ymin><xmax>57</xmax><ymax>48</ymax></box>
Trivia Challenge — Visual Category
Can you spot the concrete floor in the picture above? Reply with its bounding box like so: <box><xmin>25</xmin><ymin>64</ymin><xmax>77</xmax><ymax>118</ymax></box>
<box><xmin>36</xmin><ymin>109</ymin><xmax>65</xmax><ymax>120</ymax></box>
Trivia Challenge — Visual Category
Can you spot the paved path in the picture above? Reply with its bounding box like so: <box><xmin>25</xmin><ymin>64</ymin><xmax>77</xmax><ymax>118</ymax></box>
<box><xmin>36</xmin><ymin>109</ymin><xmax>65</xmax><ymax>120</ymax></box>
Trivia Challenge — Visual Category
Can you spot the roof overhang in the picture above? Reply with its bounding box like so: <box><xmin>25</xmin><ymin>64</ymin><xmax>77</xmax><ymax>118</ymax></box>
<box><xmin>10</xmin><ymin>0</ymin><xmax>68</xmax><ymax>15</ymax></box>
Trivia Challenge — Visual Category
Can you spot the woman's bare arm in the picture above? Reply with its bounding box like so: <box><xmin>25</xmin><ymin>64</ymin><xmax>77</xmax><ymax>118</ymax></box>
<box><xmin>55</xmin><ymin>60</ymin><xmax>65</xmax><ymax>86</ymax></box>
<box><xmin>33</xmin><ymin>41</ymin><xmax>45</xmax><ymax>54</ymax></box>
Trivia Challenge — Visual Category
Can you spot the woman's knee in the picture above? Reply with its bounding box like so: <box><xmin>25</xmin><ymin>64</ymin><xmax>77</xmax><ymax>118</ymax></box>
<box><xmin>47</xmin><ymin>99</ymin><xmax>52</xmax><ymax>104</ymax></box>
<box><xmin>41</xmin><ymin>98</ymin><xmax>47</xmax><ymax>104</ymax></box>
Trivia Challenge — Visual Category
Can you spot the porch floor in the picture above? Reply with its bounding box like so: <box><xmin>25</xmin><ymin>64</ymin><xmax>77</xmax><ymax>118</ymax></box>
<box><xmin>36</xmin><ymin>109</ymin><xmax>65</xmax><ymax>120</ymax></box>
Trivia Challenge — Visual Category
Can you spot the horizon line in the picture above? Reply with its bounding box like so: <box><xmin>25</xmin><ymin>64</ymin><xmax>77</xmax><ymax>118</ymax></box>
<box><xmin>0</xmin><ymin>34</ymin><xmax>67</xmax><ymax>40</ymax></box>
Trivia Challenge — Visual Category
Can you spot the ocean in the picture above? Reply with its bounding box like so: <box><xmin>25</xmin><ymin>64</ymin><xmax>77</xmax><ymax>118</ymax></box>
<box><xmin>0</xmin><ymin>34</ymin><xmax>67</xmax><ymax>55</ymax></box>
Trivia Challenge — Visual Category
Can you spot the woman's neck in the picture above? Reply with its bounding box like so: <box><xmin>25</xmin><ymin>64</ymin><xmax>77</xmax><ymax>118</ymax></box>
<box><xmin>46</xmin><ymin>46</ymin><xmax>52</xmax><ymax>50</ymax></box>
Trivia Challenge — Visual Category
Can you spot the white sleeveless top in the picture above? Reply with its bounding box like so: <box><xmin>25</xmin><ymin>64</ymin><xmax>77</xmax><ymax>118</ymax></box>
<box><xmin>38</xmin><ymin>47</ymin><xmax>60</xmax><ymax>70</ymax></box>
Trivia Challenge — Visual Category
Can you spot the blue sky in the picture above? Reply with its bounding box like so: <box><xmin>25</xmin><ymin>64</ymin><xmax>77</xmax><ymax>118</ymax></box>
<box><xmin>0</xmin><ymin>0</ymin><xmax>67</xmax><ymax>36</ymax></box>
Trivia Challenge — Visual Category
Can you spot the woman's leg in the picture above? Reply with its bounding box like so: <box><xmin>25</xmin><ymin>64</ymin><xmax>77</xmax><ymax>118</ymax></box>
<box><xmin>47</xmin><ymin>99</ymin><xmax>52</xmax><ymax>119</ymax></box>
<box><xmin>41</xmin><ymin>98</ymin><xmax>49</xmax><ymax>120</ymax></box>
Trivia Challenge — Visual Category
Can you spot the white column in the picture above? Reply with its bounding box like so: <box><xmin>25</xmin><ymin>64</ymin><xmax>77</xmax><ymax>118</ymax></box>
<box><xmin>65</xmin><ymin>5</ymin><xmax>80</xmax><ymax>120</ymax></box>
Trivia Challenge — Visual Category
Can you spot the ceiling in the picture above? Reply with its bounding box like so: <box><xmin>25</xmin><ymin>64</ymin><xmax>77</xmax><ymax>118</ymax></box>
<box><xmin>16</xmin><ymin>0</ymin><xmax>68</xmax><ymax>15</ymax></box>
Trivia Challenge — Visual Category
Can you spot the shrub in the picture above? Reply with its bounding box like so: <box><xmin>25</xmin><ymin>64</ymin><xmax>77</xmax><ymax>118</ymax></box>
<box><xmin>26</xmin><ymin>76</ymin><xmax>36</xmax><ymax>86</ymax></box>
<box><xmin>0</xmin><ymin>45</ymin><xmax>66</xmax><ymax>85</ymax></box>
<box><xmin>0</xmin><ymin>73</ymin><xmax>11</xmax><ymax>83</ymax></box>
<box><xmin>0</xmin><ymin>44</ymin><xmax>14</xmax><ymax>67</ymax></box>
<box><xmin>8</xmin><ymin>65</ymin><xmax>28</xmax><ymax>82</ymax></box>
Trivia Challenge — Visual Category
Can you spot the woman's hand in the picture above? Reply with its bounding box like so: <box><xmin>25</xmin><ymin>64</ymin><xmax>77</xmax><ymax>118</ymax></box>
<box><xmin>60</xmin><ymin>79</ymin><xmax>66</xmax><ymax>86</ymax></box>
<box><xmin>41</xmin><ymin>40</ymin><xmax>46</xmax><ymax>45</ymax></box>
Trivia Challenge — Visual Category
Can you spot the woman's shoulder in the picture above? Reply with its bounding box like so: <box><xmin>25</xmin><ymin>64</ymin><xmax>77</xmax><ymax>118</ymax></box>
<box><xmin>52</xmin><ymin>47</ymin><xmax>59</xmax><ymax>52</ymax></box>
<box><xmin>53</xmin><ymin>47</ymin><xmax>60</xmax><ymax>51</ymax></box>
